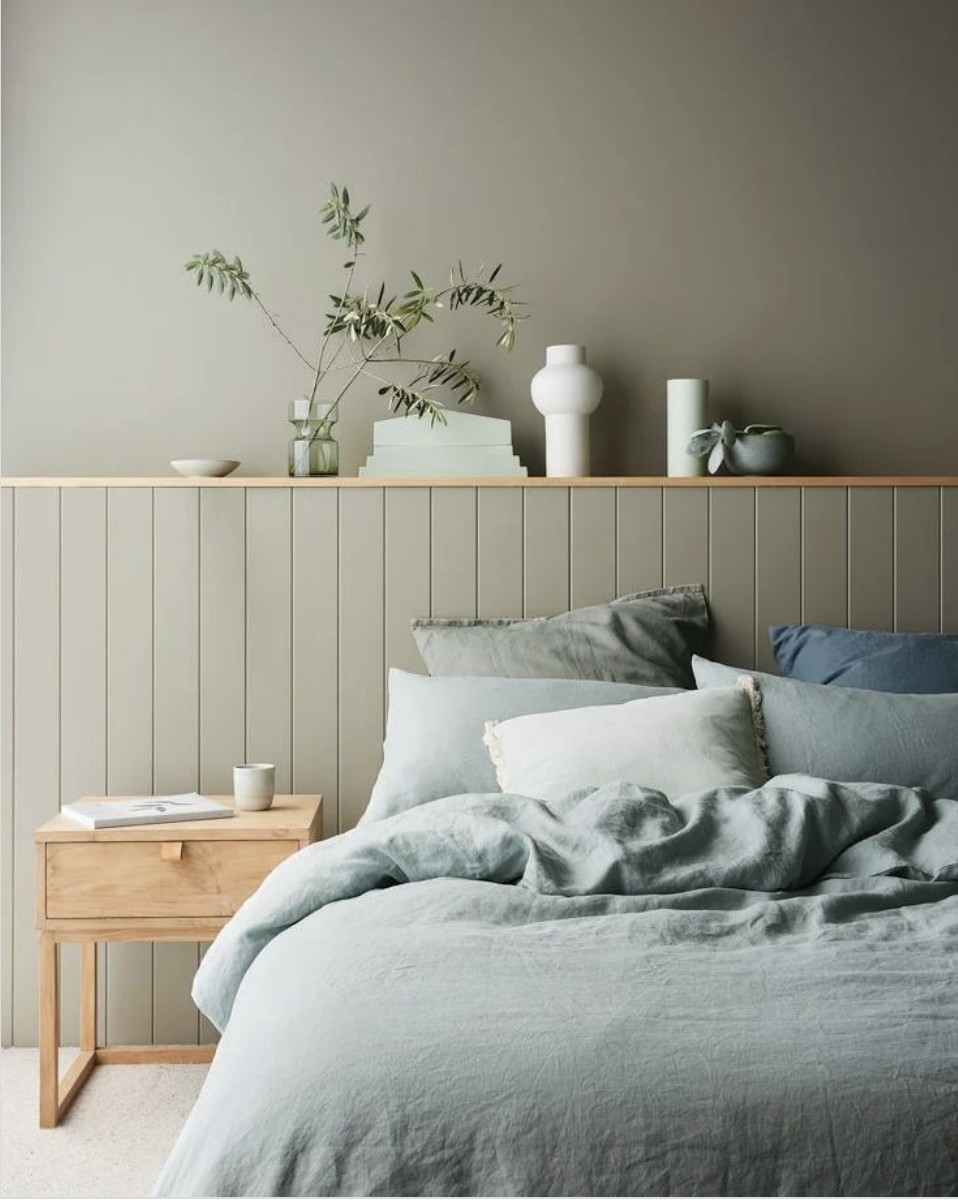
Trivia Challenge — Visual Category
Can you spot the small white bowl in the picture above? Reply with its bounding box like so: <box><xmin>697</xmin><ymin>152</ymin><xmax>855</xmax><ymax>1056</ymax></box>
<box><xmin>170</xmin><ymin>459</ymin><xmax>240</xmax><ymax>478</ymax></box>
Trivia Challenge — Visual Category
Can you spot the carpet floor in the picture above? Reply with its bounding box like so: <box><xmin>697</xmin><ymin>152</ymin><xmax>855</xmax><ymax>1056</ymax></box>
<box><xmin>0</xmin><ymin>1048</ymin><xmax>207</xmax><ymax>1199</ymax></box>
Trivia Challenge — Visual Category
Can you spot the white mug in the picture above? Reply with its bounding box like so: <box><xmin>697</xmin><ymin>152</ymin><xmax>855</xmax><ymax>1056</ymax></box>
<box><xmin>233</xmin><ymin>763</ymin><xmax>275</xmax><ymax>811</ymax></box>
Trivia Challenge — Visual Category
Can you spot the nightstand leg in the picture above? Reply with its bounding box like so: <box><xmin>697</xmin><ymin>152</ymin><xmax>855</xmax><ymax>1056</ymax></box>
<box><xmin>79</xmin><ymin>942</ymin><xmax>97</xmax><ymax>1052</ymax></box>
<box><xmin>38</xmin><ymin>934</ymin><xmax>59</xmax><ymax>1128</ymax></box>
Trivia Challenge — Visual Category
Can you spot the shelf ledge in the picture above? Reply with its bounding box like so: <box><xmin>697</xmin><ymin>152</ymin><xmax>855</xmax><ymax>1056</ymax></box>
<box><xmin>2</xmin><ymin>476</ymin><xmax>957</xmax><ymax>489</ymax></box>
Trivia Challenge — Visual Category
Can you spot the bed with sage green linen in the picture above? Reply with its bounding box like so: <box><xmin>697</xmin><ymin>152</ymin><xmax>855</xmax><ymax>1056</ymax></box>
<box><xmin>154</xmin><ymin>777</ymin><xmax>958</xmax><ymax>1198</ymax></box>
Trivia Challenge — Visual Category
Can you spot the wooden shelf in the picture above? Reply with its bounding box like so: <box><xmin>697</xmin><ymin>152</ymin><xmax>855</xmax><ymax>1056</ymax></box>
<box><xmin>2</xmin><ymin>475</ymin><xmax>956</xmax><ymax>489</ymax></box>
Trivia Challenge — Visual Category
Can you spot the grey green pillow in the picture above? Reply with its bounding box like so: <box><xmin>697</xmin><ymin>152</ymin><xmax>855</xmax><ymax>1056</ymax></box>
<box><xmin>362</xmin><ymin>670</ymin><xmax>680</xmax><ymax>824</ymax></box>
<box><xmin>692</xmin><ymin>655</ymin><xmax>958</xmax><ymax>799</ymax></box>
<box><xmin>412</xmin><ymin>584</ymin><xmax>708</xmax><ymax>688</ymax></box>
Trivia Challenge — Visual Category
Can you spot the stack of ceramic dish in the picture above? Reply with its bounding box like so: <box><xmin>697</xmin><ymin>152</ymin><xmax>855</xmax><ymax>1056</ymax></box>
<box><xmin>359</xmin><ymin>412</ymin><xmax>526</xmax><ymax>478</ymax></box>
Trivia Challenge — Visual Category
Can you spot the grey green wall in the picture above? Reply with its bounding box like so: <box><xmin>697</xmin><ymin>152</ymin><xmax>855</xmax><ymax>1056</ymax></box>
<box><xmin>3</xmin><ymin>0</ymin><xmax>958</xmax><ymax>478</ymax></box>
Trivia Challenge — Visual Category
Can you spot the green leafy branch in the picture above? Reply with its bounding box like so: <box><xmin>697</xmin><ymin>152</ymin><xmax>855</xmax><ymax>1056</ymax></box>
<box><xmin>370</xmin><ymin>350</ymin><xmax>480</xmax><ymax>424</ymax></box>
<box><xmin>185</xmin><ymin>251</ymin><xmax>252</xmax><ymax>300</ymax></box>
<box><xmin>395</xmin><ymin>263</ymin><xmax>525</xmax><ymax>352</ymax></box>
<box><xmin>319</xmin><ymin>183</ymin><xmax>369</xmax><ymax>252</ymax></box>
<box><xmin>447</xmin><ymin>262</ymin><xmax>524</xmax><ymax>351</ymax></box>
<box><xmin>184</xmin><ymin>182</ymin><xmax>525</xmax><ymax>431</ymax></box>
<box><xmin>326</xmin><ymin>284</ymin><xmax>407</xmax><ymax>345</ymax></box>
<box><xmin>185</xmin><ymin>251</ymin><xmax>316</xmax><ymax>373</ymax></box>
<box><xmin>313</xmin><ymin>184</ymin><xmax>370</xmax><ymax>391</ymax></box>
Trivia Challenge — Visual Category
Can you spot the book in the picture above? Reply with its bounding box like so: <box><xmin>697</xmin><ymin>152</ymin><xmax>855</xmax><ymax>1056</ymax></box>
<box><xmin>61</xmin><ymin>793</ymin><xmax>234</xmax><ymax>829</ymax></box>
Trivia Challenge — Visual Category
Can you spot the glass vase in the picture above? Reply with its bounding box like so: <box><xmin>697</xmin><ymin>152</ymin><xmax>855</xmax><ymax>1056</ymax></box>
<box><xmin>288</xmin><ymin>400</ymin><xmax>339</xmax><ymax>477</ymax></box>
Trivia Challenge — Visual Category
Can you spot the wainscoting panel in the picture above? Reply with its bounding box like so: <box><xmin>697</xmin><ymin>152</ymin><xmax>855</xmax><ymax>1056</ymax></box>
<box><xmin>153</xmin><ymin>488</ymin><xmax>202</xmax><ymax>1045</ymax></box>
<box><xmin>431</xmin><ymin>488</ymin><xmax>477</xmax><ymax>618</ymax></box>
<box><xmin>477</xmin><ymin>488</ymin><xmax>523</xmax><ymax>619</ymax></box>
<box><xmin>338</xmin><ymin>488</ymin><xmax>384</xmax><ymax>834</ymax></box>
<box><xmin>105</xmin><ymin>489</ymin><xmax>153</xmax><ymax>1046</ymax></box>
<box><xmin>944</xmin><ymin>488</ymin><xmax>958</xmax><ymax>634</ymax></box>
<box><xmin>2</xmin><ymin>478</ymin><xmax>955</xmax><ymax>1046</ymax></box>
<box><xmin>755</xmin><ymin>489</ymin><xmax>802</xmax><ymax>673</ymax></box>
<box><xmin>615</xmin><ymin>488</ymin><xmax>663</xmax><ymax>595</ymax></box>
<box><xmin>385</xmin><ymin>489</ymin><xmax>430</xmax><ymax>680</ymax></box>
<box><xmin>59</xmin><ymin>489</ymin><xmax>107</xmax><ymax>1046</ymax></box>
<box><xmin>894</xmin><ymin>487</ymin><xmax>941</xmax><ymax>634</ymax></box>
<box><xmin>848</xmin><ymin>488</ymin><xmax>895</xmax><ymax>631</ymax></box>
<box><xmin>12</xmin><ymin>489</ymin><xmax>60</xmax><ymax>1048</ymax></box>
<box><xmin>523</xmin><ymin>488</ymin><xmax>570</xmax><ymax>617</ymax></box>
<box><xmin>1</xmin><ymin>489</ymin><xmax>14</xmax><ymax>1047</ymax></box>
<box><xmin>801</xmin><ymin>488</ymin><xmax>848</xmax><ymax>629</ymax></box>
<box><xmin>708</xmin><ymin>488</ymin><xmax>755</xmax><ymax>669</ymax></box>
<box><xmin>246</xmin><ymin>489</ymin><xmax>293</xmax><ymax>795</ymax></box>
<box><xmin>293</xmin><ymin>489</ymin><xmax>339</xmax><ymax>832</ymax></box>
<box><xmin>570</xmin><ymin>488</ymin><xmax>616</xmax><ymax>609</ymax></box>
<box><xmin>663</xmin><ymin>488</ymin><xmax>709</xmax><ymax>591</ymax></box>
<box><xmin>200</xmin><ymin>488</ymin><xmax>246</xmax><ymax>798</ymax></box>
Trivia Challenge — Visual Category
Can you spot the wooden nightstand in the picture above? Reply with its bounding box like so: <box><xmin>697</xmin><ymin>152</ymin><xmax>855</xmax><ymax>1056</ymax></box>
<box><xmin>34</xmin><ymin>794</ymin><xmax>321</xmax><ymax>1127</ymax></box>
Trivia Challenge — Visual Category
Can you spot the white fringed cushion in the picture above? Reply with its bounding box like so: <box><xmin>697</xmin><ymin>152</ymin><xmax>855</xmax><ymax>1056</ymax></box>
<box><xmin>483</xmin><ymin>682</ymin><xmax>767</xmax><ymax>802</ymax></box>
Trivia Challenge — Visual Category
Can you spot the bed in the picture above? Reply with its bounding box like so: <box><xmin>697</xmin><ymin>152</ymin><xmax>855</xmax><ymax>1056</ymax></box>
<box><xmin>154</xmin><ymin>611</ymin><xmax>958</xmax><ymax>1197</ymax></box>
<box><xmin>156</xmin><ymin>778</ymin><xmax>957</xmax><ymax>1196</ymax></box>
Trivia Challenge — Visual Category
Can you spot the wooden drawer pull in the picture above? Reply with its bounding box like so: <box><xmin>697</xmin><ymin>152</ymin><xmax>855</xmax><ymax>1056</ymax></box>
<box><xmin>160</xmin><ymin>841</ymin><xmax>184</xmax><ymax>863</ymax></box>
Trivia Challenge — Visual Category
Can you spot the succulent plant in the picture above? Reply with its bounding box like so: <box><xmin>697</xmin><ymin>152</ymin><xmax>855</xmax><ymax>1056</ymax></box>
<box><xmin>687</xmin><ymin>423</ymin><xmax>789</xmax><ymax>475</ymax></box>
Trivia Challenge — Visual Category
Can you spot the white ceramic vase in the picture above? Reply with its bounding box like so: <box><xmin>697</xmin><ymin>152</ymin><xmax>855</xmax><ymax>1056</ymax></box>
<box><xmin>530</xmin><ymin>345</ymin><xmax>603</xmax><ymax>477</ymax></box>
<box><xmin>667</xmin><ymin>379</ymin><xmax>709</xmax><ymax>477</ymax></box>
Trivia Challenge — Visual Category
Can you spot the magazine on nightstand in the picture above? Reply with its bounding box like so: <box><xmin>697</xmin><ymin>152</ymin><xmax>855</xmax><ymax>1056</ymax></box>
<box><xmin>61</xmin><ymin>793</ymin><xmax>234</xmax><ymax>829</ymax></box>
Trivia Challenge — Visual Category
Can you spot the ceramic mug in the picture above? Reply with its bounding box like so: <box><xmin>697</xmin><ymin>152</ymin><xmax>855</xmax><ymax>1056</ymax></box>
<box><xmin>233</xmin><ymin>763</ymin><xmax>276</xmax><ymax>811</ymax></box>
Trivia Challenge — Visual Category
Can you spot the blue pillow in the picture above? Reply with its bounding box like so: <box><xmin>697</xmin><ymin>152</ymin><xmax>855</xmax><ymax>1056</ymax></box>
<box><xmin>770</xmin><ymin>624</ymin><xmax>958</xmax><ymax>694</ymax></box>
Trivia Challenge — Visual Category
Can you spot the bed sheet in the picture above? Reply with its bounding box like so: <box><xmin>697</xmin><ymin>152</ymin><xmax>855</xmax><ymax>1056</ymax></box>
<box><xmin>155</xmin><ymin>777</ymin><xmax>958</xmax><ymax>1197</ymax></box>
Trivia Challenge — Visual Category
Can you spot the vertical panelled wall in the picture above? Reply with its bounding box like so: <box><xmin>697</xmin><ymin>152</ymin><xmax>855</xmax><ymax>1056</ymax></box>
<box><xmin>2</xmin><ymin>482</ymin><xmax>957</xmax><ymax>1046</ymax></box>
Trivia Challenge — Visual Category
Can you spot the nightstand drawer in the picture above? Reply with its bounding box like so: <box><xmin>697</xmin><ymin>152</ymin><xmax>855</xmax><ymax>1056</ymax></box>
<box><xmin>45</xmin><ymin>839</ymin><xmax>297</xmax><ymax>918</ymax></box>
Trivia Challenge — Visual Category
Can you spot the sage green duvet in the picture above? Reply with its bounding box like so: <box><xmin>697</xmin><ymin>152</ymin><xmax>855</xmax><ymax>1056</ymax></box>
<box><xmin>155</xmin><ymin>777</ymin><xmax>958</xmax><ymax>1197</ymax></box>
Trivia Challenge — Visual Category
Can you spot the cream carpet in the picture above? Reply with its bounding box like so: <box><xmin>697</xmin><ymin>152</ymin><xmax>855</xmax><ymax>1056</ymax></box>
<box><xmin>0</xmin><ymin>1049</ymin><xmax>208</xmax><ymax>1199</ymax></box>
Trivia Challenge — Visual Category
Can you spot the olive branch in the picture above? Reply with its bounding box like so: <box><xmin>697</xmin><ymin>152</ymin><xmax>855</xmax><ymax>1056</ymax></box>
<box><xmin>185</xmin><ymin>183</ymin><xmax>526</xmax><ymax>426</ymax></box>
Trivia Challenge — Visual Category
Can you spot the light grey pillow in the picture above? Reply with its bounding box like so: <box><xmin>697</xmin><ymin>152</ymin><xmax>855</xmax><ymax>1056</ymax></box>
<box><xmin>362</xmin><ymin>670</ymin><xmax>680</xmax><ymax>824</ymax></box>
<box><xmin>692</xmin><ymin>655</ymin><xmax>958</xmax><ymax>799</ymax></box>
<box><xmin>411</xmin><ymin>584</ymin><xmax>708</xmax><ymax>688</ymax></box>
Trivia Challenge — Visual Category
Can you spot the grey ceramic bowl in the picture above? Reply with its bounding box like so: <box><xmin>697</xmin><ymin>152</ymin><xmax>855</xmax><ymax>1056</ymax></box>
<box><xmin>725</xmin><ymin>432</ymin><xmax>795</xmax><ymax>475</ymax></box>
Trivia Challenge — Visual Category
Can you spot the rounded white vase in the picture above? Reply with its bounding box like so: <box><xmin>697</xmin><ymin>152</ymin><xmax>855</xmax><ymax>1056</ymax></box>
<box><xmin>530</xmin><ymin>345</ymin><xmax>604</xmax><ymax>477</ymax></box>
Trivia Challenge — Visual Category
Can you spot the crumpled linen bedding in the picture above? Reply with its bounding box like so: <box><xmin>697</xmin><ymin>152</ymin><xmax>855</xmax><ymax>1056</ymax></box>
<box><xmin>154</xmin><ymin>776</ymin><xmax>958</xmax><ymax>1197</ymax></box>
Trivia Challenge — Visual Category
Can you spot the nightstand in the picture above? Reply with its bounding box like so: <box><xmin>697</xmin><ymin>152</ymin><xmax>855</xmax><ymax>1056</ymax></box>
<box><xmin>34</xmin><ymin>794</ymin><xmax>322</xmax><ymax>1127</ymax></box>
